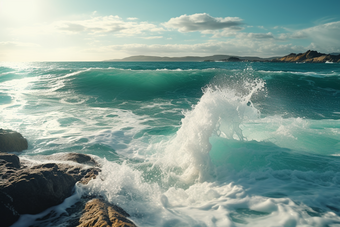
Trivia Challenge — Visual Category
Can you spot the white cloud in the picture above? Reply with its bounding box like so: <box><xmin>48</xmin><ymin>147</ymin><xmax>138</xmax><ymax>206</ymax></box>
<box><xmin>209</xmin><ymin>30</ymin><xmax>274</xmax><ymax>39</ymax></box>
<box><xmin>10</xmin><ymin>15</ymin><xmax>164</xmax><ymax>37</ymax></box>
<box><xmin>163</xmin><ymin>13</ymin><xmax>243</xmax><ymax>33</ymax></box>
<box><xmin>141</xmin><ymin>36</ymin><xmax>163</xmax><ymax>39</ymax></box>
<box><xmin>0</xmin><ymin>41</ymin><xmax>40</xmax><ymax>48</ymax></box>
<box><xmin>237</xmin><ymin>32</ymin><xmax>274</xmax><ymax>39</ymax></box>
<box><xmin>54</xmin><ymin>15</ymin><xmax>164</xmax><ymax>36</ymax></box>
<box><xmin>297</xmin><ymin>21</ymin><xmax>340</xmax><ymax>42</ymax></box>
<box><xmin>277</xmin><ymin>21</ymin><xmax>340</xmax><ymax>53</ymax></box>
<box><xmin>127</xmin><ymin>17</ymin><xmax>138</xmax><ymax>21</ymax></box>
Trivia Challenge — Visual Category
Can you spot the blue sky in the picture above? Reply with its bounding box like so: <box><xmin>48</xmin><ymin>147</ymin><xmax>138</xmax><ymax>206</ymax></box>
<box><xmin>1</xmin><ymin>0</ymin><xmax>340</xmax><ymax>61</ymax></box>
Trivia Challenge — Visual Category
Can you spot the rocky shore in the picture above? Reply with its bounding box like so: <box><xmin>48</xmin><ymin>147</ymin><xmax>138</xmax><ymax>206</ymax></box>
<box><xmin>0</xmin><ymin>129</ymin><xmax>137</xmax><ymax>227</ymax></box>
<box><xmin>272</xmin><ymin>50</ymin><xmax>340</xmax><ymax>63</ymax></box>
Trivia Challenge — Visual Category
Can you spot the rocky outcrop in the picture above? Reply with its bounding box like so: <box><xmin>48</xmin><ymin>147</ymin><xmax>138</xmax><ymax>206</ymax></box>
<box><xmin>273</xmin><ymin>50</ymin><xmax>340</xmax><ymax>63</ymax></box>
<box><xmin>64</xmin><ymin>153</ymin><xmax>98</xmax><ymax>165</ymax></box>
<box><xmin>0</xmin><ymin>152</ymin><xmax>100</xmax><ymax>226</ymax></box>
<box><xmin>0</xmin><ymin>152</ymin><xmax>20</xmax><ymax>168</ymax></box>
<box><xmin>1</xmin><ymin>162</ymin><xmax>77</xmax><ymax>214</ymax></box>
<box><xmin>0</xmin><ymin>129</ymin><xmax>28</xmax><ymax>152</ymax></box>
<box><xmin>78</xmin><ymin>198</ymin><xmax>137</xmax><ymax>227</ymax></box>
<box><xmin>0</xmin><ymin>130</ymin><xmax>136</xmax><ymax>227</ymax></box>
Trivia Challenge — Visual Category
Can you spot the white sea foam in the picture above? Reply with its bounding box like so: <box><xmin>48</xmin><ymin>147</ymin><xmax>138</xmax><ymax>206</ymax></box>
<box><xmin>258</xmin><ymin>70</ymin><xmax>340</xmax><ymax>77</ymax></box>
<box><xmin>79</xmin><ymin>155</ymin><xmax>340</xmax><ymax>227</ymax></box>
<box><xmin>144</xmin><ymin>79</ymin><xmax>264</xmax><ymax>185</ymax></box>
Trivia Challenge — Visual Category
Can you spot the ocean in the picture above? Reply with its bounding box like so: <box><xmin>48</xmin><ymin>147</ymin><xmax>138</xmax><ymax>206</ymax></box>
<box><xmin>1</xmin><ymin>61</ymin><xmax>340</xmax><ymax>227</ymax></box>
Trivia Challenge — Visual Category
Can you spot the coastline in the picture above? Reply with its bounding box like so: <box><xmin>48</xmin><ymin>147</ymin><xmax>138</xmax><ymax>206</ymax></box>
<box><xmin>104</xmin><ymin>50</ymin><xmax>340</xmax><ymax>63</ymax></box>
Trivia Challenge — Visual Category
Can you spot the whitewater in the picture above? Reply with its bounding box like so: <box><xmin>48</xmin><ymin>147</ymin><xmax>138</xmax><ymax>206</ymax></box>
<box><xmin>1</xmin><ymin>61</ymin><xmax>340</xmax><ymax>227</ymax></box>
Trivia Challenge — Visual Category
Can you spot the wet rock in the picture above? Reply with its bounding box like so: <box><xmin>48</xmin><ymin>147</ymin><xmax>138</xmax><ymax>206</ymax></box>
<box><xmin>1</xmin><ymin>163</ymin><xmax>77</xmax><ymax>215</ymax></box>
<box><xmin>0</xmin><ymin>191</ymin><xmax>19</xmax><ymax>227</ymax></box>
<box><xmin>0</xmin><ymin>129</ymin><xmax>28</xmax><ymax>152</ymax></box>
<box><xmin>78</xmin><ymin>168</ymin><xmax>101</xmax><ymax>185</ymax></box>
<box><xmin>0</xmin><ymin>153</ymin><xmax>100</xmax><ymax>227</ymax></box>
<box><xmin>78</xmin><ymin>198</ymin><xmax>136</xmax><ymax>227</ymax></box>
<box><xmin>63</xmin><ymin>153</ymin><xmax>98</xmax><ymax>166</ymax></box>
<box><xmin>41</xmin><ymin>152</ymin><xmax>98</xmax><ymax>166</ymax></box>
<box><xmin>0</xmin><ymin>152</ymin><xmax>20</xmax><ymax>168</ymax></box>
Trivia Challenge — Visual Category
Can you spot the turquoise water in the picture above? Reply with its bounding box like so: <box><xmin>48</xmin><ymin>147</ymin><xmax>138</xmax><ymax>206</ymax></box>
<box><xmin>1</xmin><ymin>62</ymin><xmax>340</xmax><ymax>226</ymax></box>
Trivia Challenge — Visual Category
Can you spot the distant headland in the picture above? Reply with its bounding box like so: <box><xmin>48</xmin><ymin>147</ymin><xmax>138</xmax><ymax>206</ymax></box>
<box><xmin>272</xmin><ymin>50</ymin><xmax>340</xmax><ymax>63</ymax></box>
<box><xmin>105</xmin><ymin>50</ymin><xmax>340</xmax><ymax>63</ymax></box>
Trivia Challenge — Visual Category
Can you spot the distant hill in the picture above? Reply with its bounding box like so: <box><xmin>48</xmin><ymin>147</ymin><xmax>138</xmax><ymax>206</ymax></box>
<box><xmin>272</xmin><ymin>50</ymin><xmax>340</xmax><ymax>63</ymax></box>
<box><xmin>105</xmin><ymin>51</ymin><xmax>339</xmax><ymax>63</ymax></box>
<box><xmin>104</xmin><ymin>55</ymin><xmax>276</xmax><ymax>62</ymax></box>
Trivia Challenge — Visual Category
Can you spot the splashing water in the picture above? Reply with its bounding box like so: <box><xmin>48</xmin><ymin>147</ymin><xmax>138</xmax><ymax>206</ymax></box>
<box><xmin>153</xmin><ymin>78</ymin><xmax>264</xmax><ymax>184</ymax></box>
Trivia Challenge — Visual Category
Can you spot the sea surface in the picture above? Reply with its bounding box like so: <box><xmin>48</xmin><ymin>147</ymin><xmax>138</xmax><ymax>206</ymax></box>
<box><xmin>1</xmin><ymin>61</ymin><xmax>340</xmax><ymax>227</ymax></box>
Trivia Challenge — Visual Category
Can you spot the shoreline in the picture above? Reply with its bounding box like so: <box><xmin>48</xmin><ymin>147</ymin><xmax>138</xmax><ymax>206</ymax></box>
<box><xmin>104</xmin><ymin>50</ymin><xmax>340</xmax><ymax>63</ymax></box>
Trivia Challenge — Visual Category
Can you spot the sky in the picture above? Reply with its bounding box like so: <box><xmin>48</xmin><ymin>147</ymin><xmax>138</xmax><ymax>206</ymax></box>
<box><xmin>1</xmin><ymin>0</ymin><xmax>340</xmax><ymax>61</ymax></box>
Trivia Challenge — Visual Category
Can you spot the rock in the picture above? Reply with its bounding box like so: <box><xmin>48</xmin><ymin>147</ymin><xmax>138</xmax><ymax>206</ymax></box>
<box><xmin>41</xmin><ymin>152</ymin><xmax>98</xmax><ymax>166</ymax></box>
<box><xmin>0</xmin><ymin>191</ymin><xmax>20</xmax><ymax>227</ymax></box>
<box><xmin>64</xmin><ymin>153</ymin><xmax>98</xmax><ymax>166</ymax></box>
<box><xmin>0</xmin><ymin>129</ymin><xmax>28</xmax><ymax>152</ymax></box>
<box><xmin>1</xmin><ymin>163</ymin><xmax>77</xmax><ymax>215</ymax></box>
<box><xmin>305</xmin><ymin>50</ymin><xmax>323</xmax><ymax>59</ymax></box>
<box><xmin>273</xmin><ymin>50</ymin><xmax>340</xmax><ymax>63</ymax></box>
<box><xmin>78</xmin><ymin>198</ymin><xmax>136</xmax><ymax>227</ymax></box>
<box><xmin>0</xmin><ymin>153</ymin><xmax>100</xmax><ymax>227</ymax></box>
<box><xmin>0</xmin><ymin>152</ymin><xmax>134</xmax><ymax>227</ymax></box>
<box><xmin>0</xmin><ymin>152</ymin><xmax>20</xmax><ymax>168</ymax></box>
<box><xmin>78</xmin><ymin>168</ymin><xmax>101</xmax><ymax>185</ymax></box>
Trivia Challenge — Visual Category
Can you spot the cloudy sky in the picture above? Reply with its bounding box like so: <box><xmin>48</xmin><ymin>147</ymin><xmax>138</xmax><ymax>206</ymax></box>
<box><xmin>1</xmin><ymin>0</ymin><xmax>340</xmax><ymax>61</ymax></box>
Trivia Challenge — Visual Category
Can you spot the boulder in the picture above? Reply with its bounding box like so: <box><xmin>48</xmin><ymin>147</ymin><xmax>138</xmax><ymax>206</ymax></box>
<box><xmin>0</xmin><ymin>153</ymin><xmax>100</xmax><ymax>227</ymax></box>
<box><xmin>0</xmin><ymin>129</ymin><xmax>28</xmax><ymax>152</ymax></box>
<box><xmin>62</xmin><ymin>152</ymin><xmax>98</xmax><ymax>166</ymax></box>
<box><xmin>78</xmin><ymin>198</ymin><xmax>136</xmax><ymax>227</ymax></box>
<box><xmin>1</xmin><ymin>163</ymin><xmax>77</xmax><ymax>214</ymax></box>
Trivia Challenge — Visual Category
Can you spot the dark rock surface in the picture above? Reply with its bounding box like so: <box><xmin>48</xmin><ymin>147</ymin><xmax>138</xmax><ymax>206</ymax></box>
<box><xmin>0</xmin><ymin>129</ymin><xmax>28</xmax><ymax>152</ymax></box>
<box><xmin>22</xmin><ymin>196</ymin><xmax>137</xmax><ymax>227</ymax></box>
<box><xmin>62</xmin><ymin>152</ymin><xmax>98</xmax><ymax>166</ymax></box>
<box><xmin>78</xmin><ymin>198</ymin><xmax>137</xmax><ymax>227</ymax></box>
<box><xmin>0</xmin><ymin>152</ymin><xmax>20</xmax><ymax>168</ymax></box>
<box><xmin>0</xmin><ymin>152</ymin><xmax>100</xmax><ymax>227</ymax></box>
<box><xmin>2</xmin><ymin>163</ymin><xmax>77</xmax><ymax>214</ymax></box>
<box><xmin>0</xmin><ymin>130</ymin><xmax>135</xmax><ymax>227</ymax></box>
<box><xmin>0</xmin><ymin>191</ymin><xmax>20</xmax><ymax>227</ymax></box>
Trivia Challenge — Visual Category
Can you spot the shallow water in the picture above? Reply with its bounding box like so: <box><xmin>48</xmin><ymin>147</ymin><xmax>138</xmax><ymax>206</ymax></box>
<box><xmin>1</xmin><ymin>61</ymin><xmax>340</xmax><ymax>227</ymax></box>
